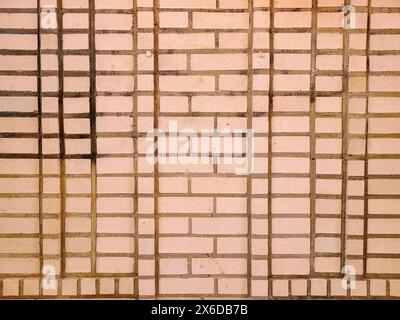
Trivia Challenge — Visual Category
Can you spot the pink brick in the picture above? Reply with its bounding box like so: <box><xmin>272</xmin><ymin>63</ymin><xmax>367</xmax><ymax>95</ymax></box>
<box><xmin>192</xmin><ymin>218</ymin><xmax>247</xmax><ymax>235</ymax></box>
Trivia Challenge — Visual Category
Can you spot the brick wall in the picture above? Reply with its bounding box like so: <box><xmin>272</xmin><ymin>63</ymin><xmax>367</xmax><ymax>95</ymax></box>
<box><xmin>0</xmin><ymin>0</ymin><xmax>400</xmax><ymax>299</ymax></box>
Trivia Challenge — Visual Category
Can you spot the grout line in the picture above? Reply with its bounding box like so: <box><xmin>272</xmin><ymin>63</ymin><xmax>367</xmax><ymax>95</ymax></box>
<box><xmin>56</xmin><ymin>0</ymin><xmax>66</xmax><ymax>279</ymax></box>
<box><xmin>89</xmin><ymin>0</ymin><xmax>98</xmax><ymax>276</ymax></box>
<box><xmin>133</xmin><ymin>0</ymin><xmax>139</xmax><ymax>299</ymax></box>
<box><xmin>341</xmin><ymin>0</ymin><xmax>351</xmax><ymax>277</ymax></box>
<box><xmin>363</xmin><ymin>0</ymin><xmax>372</xmax><ymax>279</ymax></box>
<box><xmin>267</xmin><ymin>0</ymin><xmax>275</xmax><ymax>299</ymax></box>
<box><xmin>246</xmin><ymin>0</ymin><xmax>254</xmax><ymax>299</ymax></box>
<box><xmin>37</xmin><ymin>0</ymin><xmax>44</xmax><ymax>293</ymax></box>
<box><xmin>309</xmin><ymin>0</ymin><xmax>318</xmax><ymax>281</ymax></box>
<box><xmin>153</xmin><ymin>0</ymin><xmax>160</xmax><ymax>299</ymax></box>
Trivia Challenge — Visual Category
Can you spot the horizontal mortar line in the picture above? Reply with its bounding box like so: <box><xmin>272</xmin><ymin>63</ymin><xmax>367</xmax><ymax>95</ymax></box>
<box><xmin>0</xmin><ymin>6</ymin><xmax>397</xmax><ymax>13</ymax></box>
<box><xmin>5</xmin><ymin>68</ymin><xmax>400</xmax><ymax>76</ymax></box>
<box><xmin>0</xmin><ymin>295</ymin><xmax>138</xmax><ymax>300</ymax></box>
<box><xmin>4</xmin><ymin>154</ymin><xmax>400</xmax><ymax>160</ymax></box>
<box><xmin>3</xmin><ymin>112</ymin><xmax>400</xmax><ymax>119</ymax></box>
<box><xmin>366</xmin><ymin>254</ymin><xmax>400</xmax><ymax>258</ymax></box>
<box><xmin>2</xmin><ymin>90</ymin><xmax>400</xmax><ymax>97</ymax></box>
<box><xmin>4</xmin><ymin>69</ymin><xmax>400</xmax><ymax>77</ymax></box>
<box><xmin>1</xmin><ymin>275</ymin><xmax>399</xmax><ymax>282</ymax></box>
<box><xmin>8</xmin><ymin>46</ymin><xmax>400</xmax><ymax>55</ymax></box>
<box><xmin>6</xmin><ymin>49</ymin><xmax>395</xmax><ymax>55</ymax></box>
<box><xmin>0</xmin><ymin>274</ymin><xmax>136</xmax><ymax>279</ymax></box>
<box><xmin>3</xmin><ymin>27</ymin><xmax>400</xmax><ymax>35</ymax></box>
<box><xmin>3</xmin><ymin>212</ymin><xmax>390</xmax><ymax>219</ymax></box>
<box><xmin>0</xmin><ymin>172</ymin><xmax>352</xmax><ymax>179</ymax></box>
<box><xmin>156</xmin><ymin>274</ymin><xmax>250</xmax><ymax>279</ymax></box>
<box><xmin>0</xmin><ymin>6</ymin><xmax>380</xmax><ymax>14</ymax></box>
<box><xmin>364</xmin><ymin>234</ymin><xmax>400</xmax><ymax>238</ymax></box>
<box><xmin>0</xmin><ymin>253</ymin><xmax>136</xmax><ymax>258</ymax></box>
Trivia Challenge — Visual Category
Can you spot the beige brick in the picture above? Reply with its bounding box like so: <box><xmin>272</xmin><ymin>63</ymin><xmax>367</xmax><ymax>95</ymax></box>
<box><xmin>23</xmin><ymin>279</ymin><xmax>39</xmax><ymax>296</ymax></box>
<box><xmin>218</xmin><ymin>278</ymin><xmax>247</xmax><ymax>295</ymax></box>
<box><xmin>138</xmin><ymin>259</ymin><xmax>155</xmax><ymax>277</ymax></box>
<box><xmin>371</xmin><ymin>35</ymin><xmax>400</xmax><ymax>51</ymax></box>
<box><xmin>81</xmin><ymin>278</ymin><xmax>96</xmax><ymax>295</ymax></box>
<box><xmin>160</xmin><ymin>12</ymin><xmax>188</xmax><ymax>28</ymax></box>
<box><xmin>291</xmin><ymin>279</ymin><xmax>308</xmax><ymax>296</ymax></box>
<box><xmin>192</xmin><ymin>218</ymin><xmax>247</xmax><ymax>235</ymax></box>
<box><xmin>315</xmin><ymin>257</ymin><xmax>340</xmax><ymax>273</ymax></box>
<box><xmin>66</xmin><ymin>258</ymin><xmax>91</xmax><ymax>273</ymax></box>
<box><xmin>192</xmin><ymin>258</ymin><xmax>247</xmax><ymax>275</ymax></box>
<box><xmin>273</xmin><ymin>280</ymin><xmax>289</xmax><ymax>297</ymax></box>
<box><xmin>0</xmin><ymin>13</ymin><xmax>36</xmax><ymax>29</ymax></box>
<box><xmin>159</xmin><ymin>54</ymin><xmax>187</xmax><ymax>71</ymax></box>
<box><xmin>97</xmin><ymin>257</ymin><xmax>134</xmax><ymax>273</ymax></box>
<box><xmin>272</xmin><ymin>238</ymin><xmax>310</xmax><ymax>255</ymax></box>
<box><xmin>275</xmin><ymin>12</ymin><xmax>311</xmax><ymax>27</ymax></box>
<box><xmin>160</xmin><ymin>278</ymin><xmax>214</xmax><ymax>295</ymax></box>
<box><xmin>160</xmin><ymin>258</ymin><xmax>188</xmax><ymax>275</ymax></box>
<box><xmin>119</xmin><ymin>278</ymin><xmax>134</xmax><ymax>295</ymax></box>
<box><xmin>192</xmin><ymin>96</ymin><xmax>247</xmax><ymax>113</ymax></box>
<box><xmin>95</xmin><ymin>0</ymin><xmax>131</xmax><ymax>9</ymax></box>
<box><xmin>66</xmin><ymin>237</ymin><xmax>91</xmax><ymax>253</ymax></box>
<box><xmin>159</xmin><ymin>33</ymin><xmax>215</xmax><ymax>49</ymax></box>
<box><xmin>351</xmin><ymin>281</ymin><xmax>367</xmax><ymax>297</ymax></box>
<box><xmin>191</xmin><ymin>177</ymin><xmax>246</xmax><ymax>194</ymax></box>
<box><xmin>95</xmin><ymin>14</ymin><xmax>132</xmax><ymax>30</ymax></box>
<box><xmin>272</xmin><ymin>259</ymin><xmax>309</xmax><ymax>275</ymax></box>
<box><xmin>371</xmin><ymin>13</ymin><xmax>400</xmax><ymax>29</ymax></box>
<box><xmin>370</xmin><ymin>279</ymin><xmax>386</xmax><ymax>296</ymax></box>
<box><xmin>217</xmin><ymin>197</ymin><xmax>247</xmax><ymax>214</ymax></box>
<box><xmin>276</xmin><ymin>33</ymin><xmax>311</xmax><ymax>50</ymax></box>
<box><xmin>330</xmin><ymin>279</ymin><xmax>347</xmax><ymax>296</ymax></box>
<box><xmin>99</xmin><ymin>279</ymin><xmax>115</xmax><ymax>295</ymax></box>
<box><xmin>160</xmin><ymin>0</ymin><xmax>216</xmax><ymax>9</ymax></box>
<box><xmin>368</xmin><ymin>259</ymin><xmax>400</xmax><ymax>274</ymax></box>
<box><xmin>219</xmin><ymin>75</ymin><xmax>247</xmax><ymax>91</ymax></box>
<box><xmin>191</xmin><ymin>54</ymin><xmax>247</xmax><ymax>71</ymax></box>
<box><xmin>0</xmin><ymin>34</ymin><xmax>37</xmax><ymax>50</ymax></box>
<box><xmin>219</xmin><ymin>0</ymin><xmax>248</xmax><ymax>8</ymax></box>
<box><xmin>160</xmin><ymin>237</ymin><xmax>213</xmax><ymax>253</ymax></box>
<box><xmin>274</xmin><ymin>75</ymin><xmax>310</xmax><ymax>91</ymax></box>
<box><xmin>2</xmin><ymin>279</ymin><xmax>19</xmax><ymax>296</ymax></box>
<box><xmin>97</xmin><ymin>217</ymin><xmax>134</xmax><ymax>234</ymax></box>
<box><xmin>97</xmin><ymin>237</ymin><xmax>134</xmax><ymax>254</ymax></box>
<box><xmin>217</xmin><ymin>238</ymin><xmax>247</xmax><ymax>254</ymax></box>
<box><xmin>159</xmin><ymin>197</ymin><xmax>213</xmax><ymax>213</ymax></box>
<box><xmin>311</xmin><ymin>279</ymin><xmax>327</xmax><ymax>296</ymax></box>
<box><xmin>160</xmin><ymin>75</ymin><xmax>215</xmax><ymax>92</ymax></box>
<box><xmin>62</xmin><ymin>279</ymin><xmax>78</xmax><ymax>296</ymax></box>
<box><xmin>219</xmin><ymin>33</ymin><xmax>248</xmax><ymax>49</ymax></box>
<box><xmin>159</xmin><ymin>177</ymin><xmax>188</xmax><ymax>193</ymax></box>
<box><xmin>193</xmin><ymin>12</ymin><xmax>249</xmax><ymax>29</ymax></box>
<box><xmin>160</xmin><ymin>217</ymin><xmax>189</xmax><ymax>234</ymax></box>
<box><xmin>275</xmin><ymin>54</ymin><xmax>310</xmax><ymax>70</ymax></box>
<box><xmin>160</xmin><ymin>96</ymin><xmax>188</xmax><ymax>113</ymax></box>
<box><xmin>0</xmin><ymin>218</ymin><xmax>38</xmax><ymax>234</ymax></box>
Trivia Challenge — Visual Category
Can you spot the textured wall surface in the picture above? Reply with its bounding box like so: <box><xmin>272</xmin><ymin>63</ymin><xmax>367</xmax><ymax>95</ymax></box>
<box><xmin>0</xmin><ymin>0</ymin><xmax>400</xmax><ymax>299</ymax></box>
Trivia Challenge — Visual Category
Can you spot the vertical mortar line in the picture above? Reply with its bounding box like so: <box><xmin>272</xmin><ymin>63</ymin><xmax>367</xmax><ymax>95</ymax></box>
<box><xmin>153</xmin><ymin>0</ymin><xmax>160</xmax><ymax>299</ymax></box>
<box><xmin>309</xmin><ymin>0</ymin><xmax>318</xmax><ymax>280</ymax></box>
<box><xmin>56</xmin><ymin>0</ymin><xmax>66</xmax><ymax>278</ymax></box>
<box><xmin>37</xmin><ymin>0</ymin><xmax>44</xmax><ymax>290</ymax></box>
<box><xmin>246</xmin><ymin>0</ymin><xmax>254</xmax><ymax>299</ymax></box>
<box><xmin>132</xmin><ymin>0</ymin><xmax>139</xmax><ymax>299</ymax></box>
<box><xmin>341</xmin><ymin>0</ymin><xmax>351</xmax><ymax>274</ymax></box>
<box><xmin>363</xmin><ymin>0</ymin><xmax>372</xmax><ymax>279</ymax></box>
<box><xmin>267</xmin><ymin>0</ymin><xmax>274</xmax><ymax>299</ymax></box>
<box><xmin>89</xmin><ymin>0</ymin><xmax>98</xmax><ymax>275</ymax></box>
